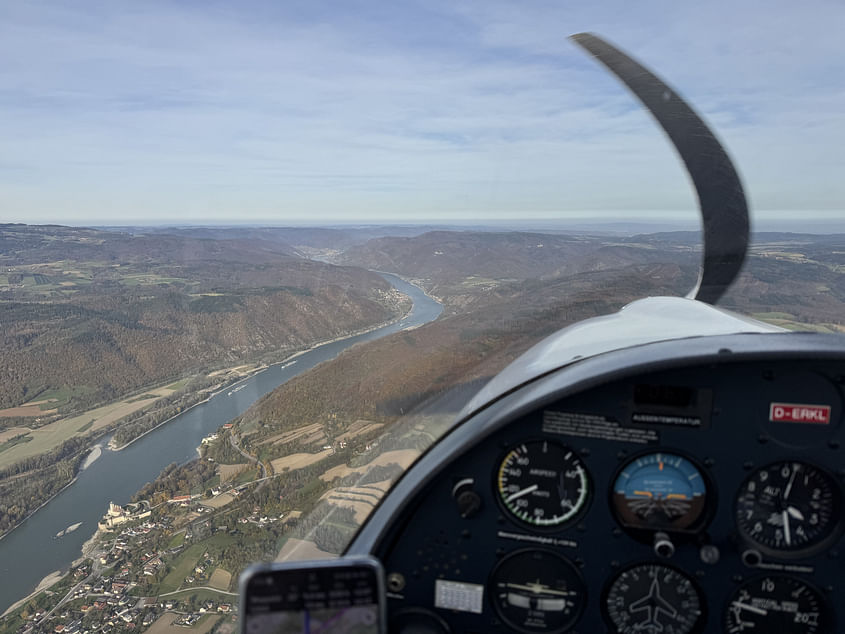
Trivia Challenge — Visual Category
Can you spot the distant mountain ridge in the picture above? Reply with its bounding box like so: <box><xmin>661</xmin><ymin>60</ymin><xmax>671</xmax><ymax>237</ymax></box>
<box><xmin>336</xmin><ymin>230</ymin><xmax>696</xmax><ymax>310</ymax></box>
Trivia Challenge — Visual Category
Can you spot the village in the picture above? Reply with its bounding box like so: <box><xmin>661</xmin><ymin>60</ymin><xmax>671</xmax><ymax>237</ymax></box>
<box><xmin>2</xmin><ymin>407</ymin><xmax>408</xmax><ymax>634</ymax></box>
<box><xmin>4</xmin><ymin>492</ymin><xmax>257</xmax><ymax>634</ymax></box>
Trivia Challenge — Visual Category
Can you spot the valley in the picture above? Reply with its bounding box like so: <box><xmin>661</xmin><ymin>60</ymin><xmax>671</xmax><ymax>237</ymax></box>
<box><xmin>3</xmin><ymin>224</ymin><xmax>845</xmax><ymax>634</ymax></box>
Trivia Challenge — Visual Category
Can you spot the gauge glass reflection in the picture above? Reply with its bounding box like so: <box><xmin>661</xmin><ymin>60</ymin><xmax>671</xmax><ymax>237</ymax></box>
<box><xmin>612</xmin><ymin>452</ymin><xmax>707</xmax><ymax>531</ymax></box>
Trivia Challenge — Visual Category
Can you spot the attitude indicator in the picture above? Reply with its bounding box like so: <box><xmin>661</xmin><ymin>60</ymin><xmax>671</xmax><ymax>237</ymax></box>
<box><xmin>613</xmin><ymin>452</ymin><xmax>708</xmax><ymax>532</ymax></box>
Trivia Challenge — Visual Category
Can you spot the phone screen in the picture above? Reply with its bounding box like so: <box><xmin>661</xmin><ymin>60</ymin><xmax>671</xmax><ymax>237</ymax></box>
<box><xmin>241</xmin><ymin>558</ymin><xmax>384</xmax><ymax>634</ymax></box>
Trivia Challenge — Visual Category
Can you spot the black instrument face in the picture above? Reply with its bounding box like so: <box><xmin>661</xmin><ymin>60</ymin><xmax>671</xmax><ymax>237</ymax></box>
<box><xmin>489</xmin><ymin>549</ymin><xmax>586</xmax><ymax>633</ymax></box>
<box><xmin>603</xmin><ymin>563</ymin><xmax>705</xmax><ymax>634</ymax></box>
<box><xmin>735</xmin><ymin>461</ymin><xmax>843</xmax><ymax>556</ymax></box>
<box><xmin>612</xmin><ymin>452</ymin><xmax>708</xmax><ymax>532</ymax></box>
<box><xmin>496</xmin><ymin>440</ymin><xmax>590</xmax><ymax>528</ymax></box>
<box><xmin>724</xmin><ymin>575</ymin><xmax>828</xmax><ymax>633</ymax></box>
<box><xmin>364</xmin><ymin>355</ymin><xmax>845</xmax><ymax>633</ymax></box>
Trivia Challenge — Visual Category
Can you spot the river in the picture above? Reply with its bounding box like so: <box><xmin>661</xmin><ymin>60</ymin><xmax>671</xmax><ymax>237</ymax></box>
<box><xmin>0</xmin><ymin>273</ymin><xmax>442</xmax><ymax>613</ymax></box>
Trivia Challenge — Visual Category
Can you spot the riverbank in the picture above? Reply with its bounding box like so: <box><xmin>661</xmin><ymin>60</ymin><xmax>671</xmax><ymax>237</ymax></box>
<box><xmin>75</xmin><ymin>528</ymin><xmax>101</xmax><ymax>567</ymax></box>
<box><xmin>80</xmin><ymin>445</ymin><xmax>102</xmax><ymax>470</ymax></box>
<box><xmin>2</xmin><ymin>516</ymin><xmax>104</xmax><ymax>618</ymax></box>
<box><xmin>0</xmin><ymin>470</ymin><xmax>81</xmax><ymax>543</ymax></box>
<box><xmin>107</xmin><ymin>393</ymin><xmax>213</xmax><ymax>453</ymax></box>
<box><xmin>0</xmin><ymin>281</ymin><xmax>417</xmax><ymax>544</ymax></box>
<box><xmin>107</xmin><ymin>304</ymin><xmax>411</xmax><ymax>454</ymax></box>
<box><xmin>1</xmin><ymin>569</ymin><xmax>63</xmax><ymax>618</ymax></box>
<box><xmin>0</xmin><ymin>273</ymin><xmax>438</xmax><ymax>617</ymax></box>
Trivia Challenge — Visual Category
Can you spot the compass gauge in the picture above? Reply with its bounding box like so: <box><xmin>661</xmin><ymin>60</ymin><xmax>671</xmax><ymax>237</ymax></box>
<box><xmin>604</xmin><ymin>563</ymin><xmax>705</xmax><ymax>634</ymax></box>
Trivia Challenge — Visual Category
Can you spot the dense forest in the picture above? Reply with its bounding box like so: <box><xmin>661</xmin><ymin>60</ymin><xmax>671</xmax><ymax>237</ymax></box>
<box><xmin>0</xmin><ymin>436</ymin><xmax>91</xmax><ymax>535</ymax></box>
<box><xmin>0</xmin><ymin>224</ymin><xmax>407</xmax><ymax>415</ymax></box>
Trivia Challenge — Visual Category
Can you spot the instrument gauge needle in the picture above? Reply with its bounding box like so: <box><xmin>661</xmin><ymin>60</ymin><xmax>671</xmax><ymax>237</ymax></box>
<box><xmin>505</xmin><ymin>583</ymin><xmax>572</xmax><ymax>597</ymax></box>
<box><xmin>783</xmin><ymin>510</ymin><xmax>791</xmax><ymax>546</ymax></box>
<box><xmin>784</xmin><ymin>467</ymin><xmax>798</xmax><ymax>500</ymax></box>
<box><xmin>506</xmin><ymin>484</ymin><xmax>539</xmax><ymax>503</ymax></box>
<box><xmin>732</xmin><ymin>601</ymin><xmax>768</xmax><ymax>616</ymax></box>
<box><xmin>787</xmin><ymin>506</ymin><xmax>804</xmax><ymax>521</ymax></box>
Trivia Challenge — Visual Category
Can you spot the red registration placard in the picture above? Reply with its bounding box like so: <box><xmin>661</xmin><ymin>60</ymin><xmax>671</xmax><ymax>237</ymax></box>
<box><xmin>769</xmin><ymin>402</ymin><xmax>831</xmax><ymax>424</ymax></box>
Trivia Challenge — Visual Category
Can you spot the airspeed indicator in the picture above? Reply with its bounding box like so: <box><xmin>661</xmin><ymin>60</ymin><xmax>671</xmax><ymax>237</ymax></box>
<box><xmin>496</xmin><ymin>440</ymin><xmax>590</xmax><ymax>528</ymax></box>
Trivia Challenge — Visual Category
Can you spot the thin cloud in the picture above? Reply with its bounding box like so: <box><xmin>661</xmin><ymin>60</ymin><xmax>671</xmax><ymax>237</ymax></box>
<box><xmin>0</xmin><ymin>1</ymin><xmax>842</xmax><ymax>223</ymax></box>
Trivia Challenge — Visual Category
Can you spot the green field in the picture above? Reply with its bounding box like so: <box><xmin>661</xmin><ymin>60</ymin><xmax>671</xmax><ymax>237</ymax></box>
<box><xmin>160</xmin><ymin>544</ymin><xmax>206</xmax><ymax>594</ymax></box>
<box><xmin>233</xmin><ymin>467</ymin><xmax>259</xmax><ymax>485</ymax></box>
<box><xmin>159</xmin><ymin>534</ymin><xmax>238</xmax><ymax>594</ymax></box>
<box><xmin>0</xmin><ymin>383</ymin><xmax>174</xmax><ymax>469</ymax></box>
<box><xmin>166</xmin><ymin>378</ymin><xmax>192</xmax><ymax>391</ymax></box>
<box><xmin>752</xmin><ymin>312</ymin><xmax>837</xmax><ymax>333</ymax></box>
<box><xmin>0</xmin><ymin>434</ymin><xmax>33</xmax><ymax>453</ymax></box>
<box><xmin>752</xmin><ymin>311</ymin><xmax>797</xmax><ymax>320</ymax></box>
<box><xmin>127</xmin><ymin>393</ymin><xmax>160</xmax><ymax>403</ymax></box>
<box><xmin>32</xmin><ymin>386</ymin><xmax>92</xmax><ymax>410</ymax></box>
<box><xmin>121</xmin><ymin>274</ymin><xmax>188</xmax><ymax>287</ymax></box>
<box><xmin>168</xmin><ymin>531</ymin><xmax>186</xmax><ymax>549</ymax></box>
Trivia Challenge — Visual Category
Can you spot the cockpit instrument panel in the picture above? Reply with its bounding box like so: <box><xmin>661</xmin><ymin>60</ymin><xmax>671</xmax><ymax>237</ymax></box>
<box><xmin>348</xmin><ymin>333</ymin><xmax>845</xmax><ymax>633</ymax></box>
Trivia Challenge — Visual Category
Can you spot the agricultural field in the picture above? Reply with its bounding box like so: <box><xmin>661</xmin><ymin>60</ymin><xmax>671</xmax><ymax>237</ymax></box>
<box><xmin>319</xmin><ymin>449</ymin><xmax>421</xmax><ymax>482</ymax></box>
<box><xmin>275</xmin><ymin>538</ymin><xmax>334</xmax><ymax>562</ymax></box>
<box><xmin>145</xmin><ymin>613</ymin><xmax>222</xmax><ymax>634</ymax></box>
<box><xmin>270</xmin><ymin>449</ymin><xmax>334</xmax><ymax>473</ymax></box>
<box><xmin>159</xmin><ymin>544</ymin><xmax>207</xmax><ymax>594</ymax></box>
<box><xmin>752</xmin><ymin>312</ymin><xmax>845</xmax><ymax>333</ymax></box>
<box><xmin>209</xmin><ymin>568</ymin><xmax>232</xmax><ymax>591</ymax></box>
<box><xmin>0</xmin><ymin>383</ymin><xmax>177</xmax><ymax>469</ymax></box>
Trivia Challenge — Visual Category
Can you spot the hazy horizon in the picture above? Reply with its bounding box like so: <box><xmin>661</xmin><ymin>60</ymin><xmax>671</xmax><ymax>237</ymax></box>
<box><xmin>8</xmin><ymin>216</ymin><xmax>845</xmax><ymax>236</ymax></box>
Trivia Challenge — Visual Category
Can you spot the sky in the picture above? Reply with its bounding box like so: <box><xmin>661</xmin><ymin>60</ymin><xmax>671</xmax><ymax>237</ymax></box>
<box><xmin>1</xmin><ymin>1</ymin><xmax>844</xmax><ymax>225</ymax></box>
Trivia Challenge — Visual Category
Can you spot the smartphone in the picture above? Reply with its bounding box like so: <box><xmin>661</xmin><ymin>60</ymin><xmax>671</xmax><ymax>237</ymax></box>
<box><xmin>239</xmin><ymin>556</ymin><xmax>386</xmax><ymax>634</ymax></box>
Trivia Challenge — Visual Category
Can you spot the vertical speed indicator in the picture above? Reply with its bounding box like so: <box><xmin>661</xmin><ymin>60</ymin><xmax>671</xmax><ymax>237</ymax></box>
<box><xmin>496</xmin><ymin>440</ymin><xmax>590</xmax><ymax>528</ymax></box>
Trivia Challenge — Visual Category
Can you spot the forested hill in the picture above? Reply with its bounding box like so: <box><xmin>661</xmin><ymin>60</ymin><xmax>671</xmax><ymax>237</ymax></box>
<box><xmin>0</xmin><ymin>224</ymin><xmax>405</xmax><ymax>416</ymax></box>
<box><xmin>243</xmin><ymin>228</ymin><xmax>845</xmax><ymax>464</ymax></box>
<box><xmin>237</xmin><ymin>261</ymin><xmax>695</xmax><ymax>454</ymax></box>
<box><xmin>336</xmin><ymin>230</ymin><xmax>696</xmax><ymax>311</ymax></box>
<box><xmin>0</xmin><ymin>223</ymin><xmax>304</xmax><ymax>263</ymax></box>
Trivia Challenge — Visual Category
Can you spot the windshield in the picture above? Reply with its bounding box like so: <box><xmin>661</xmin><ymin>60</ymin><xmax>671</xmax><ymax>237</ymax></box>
<box><xmin>1</xmin><ymin>3</ymin><xmax>844</xmax><ymax>633</ymax></box>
